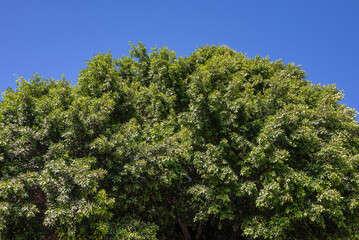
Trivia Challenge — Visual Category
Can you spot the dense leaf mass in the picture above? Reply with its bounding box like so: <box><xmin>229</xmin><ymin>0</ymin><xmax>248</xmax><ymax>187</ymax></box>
<box><xmin>1</xmin><ymin>43</ymin><xmax>359</xmax><ymax>239</ymax></box>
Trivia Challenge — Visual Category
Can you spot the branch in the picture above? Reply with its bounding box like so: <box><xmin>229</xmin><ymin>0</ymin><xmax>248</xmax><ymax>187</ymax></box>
<box><xmin>195</xmin><ymin>222</ymin><xmax>204</xmax><ymax>240</ymax></box>
<box><xmin>178</xmin><ymin>218</ymin><xmax>191</xmax><ymax>240</ymax></box>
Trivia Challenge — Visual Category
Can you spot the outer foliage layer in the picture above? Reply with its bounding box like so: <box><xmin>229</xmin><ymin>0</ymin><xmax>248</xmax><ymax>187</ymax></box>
<box><xmin>1</xmin><ymin>44</ymin><xmax>359</xmax><ymax>239</ymax></box>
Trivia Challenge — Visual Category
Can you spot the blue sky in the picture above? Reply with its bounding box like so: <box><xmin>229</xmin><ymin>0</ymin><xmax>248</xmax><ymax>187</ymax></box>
<box><xmin>1</xmin><ymin>1</ymin><xmax>358</xmax><ymax>114</ymax></box>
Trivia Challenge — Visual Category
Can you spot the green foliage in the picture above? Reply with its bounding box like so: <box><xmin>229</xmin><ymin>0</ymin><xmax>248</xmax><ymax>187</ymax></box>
<box><xmin>1</xmin><ymin>43</ymin><xmax>359</xmax><ymax>239</ymax></box>
<box><xmin>110</xmin><ymin>219</ymin><xmax>159</xmax><ymax>240</ymax></box>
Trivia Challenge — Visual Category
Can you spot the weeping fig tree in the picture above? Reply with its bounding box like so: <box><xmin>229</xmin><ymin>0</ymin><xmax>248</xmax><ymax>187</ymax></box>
<box><xmin>1</xmin><ymin>43</ymin><xmax>359</xmax><ymax>239</ymax></box>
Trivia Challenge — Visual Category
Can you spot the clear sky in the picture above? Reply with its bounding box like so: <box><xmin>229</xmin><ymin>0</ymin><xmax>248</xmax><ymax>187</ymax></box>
<box><xmin>1</xmin><ymin>1</ymin><xmax>358</xmax><ymax>114</ymax></box>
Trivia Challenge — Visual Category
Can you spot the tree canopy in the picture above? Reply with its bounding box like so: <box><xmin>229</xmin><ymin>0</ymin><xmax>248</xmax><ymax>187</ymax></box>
<box><xmin>1</xmin><ymin>43</ymin><xmax>359</xmax><ymax>239</ymax></box>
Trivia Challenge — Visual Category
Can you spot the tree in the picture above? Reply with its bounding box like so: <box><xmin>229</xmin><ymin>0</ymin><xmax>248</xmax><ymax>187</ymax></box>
<box><xmin>1</xmin><ymin>43</ymin><xmax>359</xmax><ymax>239</ymax></box>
